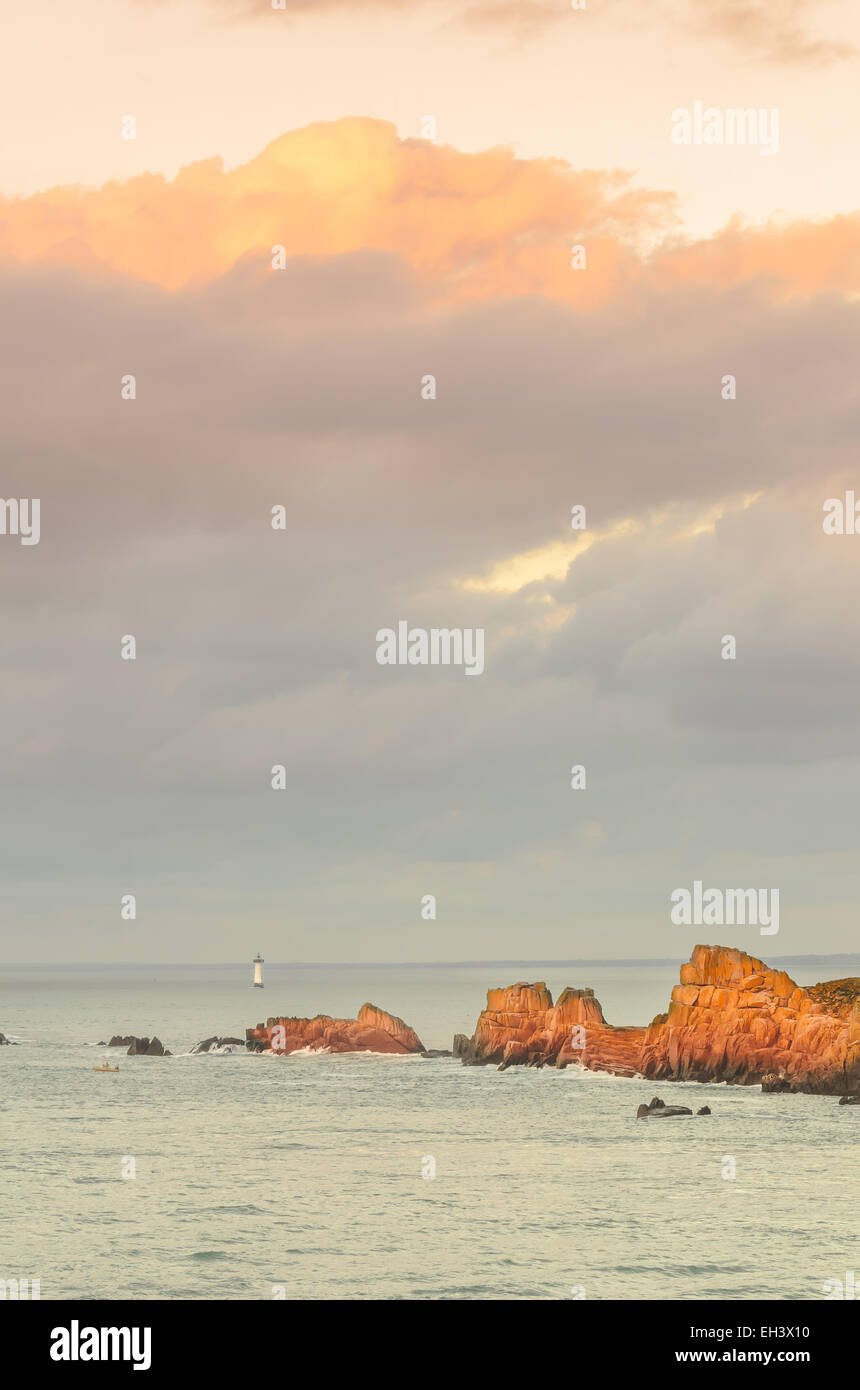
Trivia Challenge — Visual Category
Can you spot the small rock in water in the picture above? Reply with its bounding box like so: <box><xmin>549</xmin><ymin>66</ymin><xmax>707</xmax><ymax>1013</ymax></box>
<box><xmin>637</xmin><ymin>1096</ymin><xmax>693</xmax><ymax>1118</ymax></box>
<box><xmin>697</xmin><ymin>1106</ymin><xmax>711</xmax><ymax>1115</ymax></box>
<box><xmin>838</xmin><ymin>1094</ymin><xmax>860</xmax><ymax>1105</ymax></box>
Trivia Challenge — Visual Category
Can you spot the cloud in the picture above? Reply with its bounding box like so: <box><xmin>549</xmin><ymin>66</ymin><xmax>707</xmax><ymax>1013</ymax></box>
<box><xmin>155</xmin><ymin>0</ymin><xmax>857</xmax><ymax>64</ymax></box>
<box><xmin>3</xmin><ymin>215</ymin><xmax>860</xmax><ymax>959</ymax></box>
<box><xmin>677</xmin><ymin>0</ymin><xmax>857</xmax><ymax>65</ymax></box>
<box><xmin>0</xmin><ymin>119</ymin><xmax>674</xmax><ymax>298</ymax></box>
<box><xmin>3</xmin><ymin>120</ymin><xmax>860</xmax><ymax>313</ymax></box>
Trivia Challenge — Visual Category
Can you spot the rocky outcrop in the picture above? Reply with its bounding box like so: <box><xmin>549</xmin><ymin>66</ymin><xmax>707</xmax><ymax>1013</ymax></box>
<box><xmin>246</xmin><ymin>1003</ymin><xmax>424</xmax><ymax>1055</ymax></box>
<box><xmin>125</xmin><ymin>1036</ymin><xmax>170</xmax><ymax>1056</ymax></box>
<box><xmin>636</xmin><ymin>1096</ymin><xmax>693</xmax><ymax>1118</ymax></box>
<box><xmin>457</xmin><ymin>945</ymin><xmax>860</xmax><ymax>1095</ymax></box>
<box><xmin>190</xmin><ymin>1036</ymin><xmax>244</xmax><ymax>1054</ymax></box>
<box><xmin>0</xmin><ymin>1033</ymin><xmax>14</xmax><ymax>1045</ymax></box>
<box><xmin>103</xmin><ymin>1033</ymin><xmax>171</xmax><ymax>1055</ymax></box>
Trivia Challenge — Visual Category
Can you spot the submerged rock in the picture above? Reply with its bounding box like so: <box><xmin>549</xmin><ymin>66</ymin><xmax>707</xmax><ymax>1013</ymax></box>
<box><xmin>246</xmin><ymin>1003</ymin><xmax>424</xmax><ymax>1056</ymax></box>
<box><xmin>0</xmin><ymin>1032</ymin><xmax>15</xmax><ymax>1046</ymax></box>
<box><xmin>455</xmin><ymin>946</ymin><xmax>860</xmax><ymax>1096</ymax></box>
<box><xmin>637</xmin><ymin>1097</ymin><xmax>694</xmax><ymax>1119</ymax></box>
<box><xmin>838</xmin><ymin>1094</ymin><xmax>860</xmax><ymax>1105</ymax></box>
<box><xmin>190</xmin><ymin>1036</ymin><xmax>244</xmax><ymax>1054</ymax></box>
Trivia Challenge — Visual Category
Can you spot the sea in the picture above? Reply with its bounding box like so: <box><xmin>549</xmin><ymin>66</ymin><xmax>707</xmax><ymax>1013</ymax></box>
<box><xmin>1</xmin><ymin>958</ymin><xmax>857</xmax><ymax>1302</ymax></box>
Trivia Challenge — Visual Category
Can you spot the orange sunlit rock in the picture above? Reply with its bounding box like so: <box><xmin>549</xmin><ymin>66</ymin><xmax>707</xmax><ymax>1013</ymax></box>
<box><xmin>246</xmin><ymin>1001</ymin><xmax>424</xmax><ymax>1055</ymax></box>
<box><xmin>455</xmin><ymin>946</ymin><xmax>860</xmax><ymax>1094</ymax></box>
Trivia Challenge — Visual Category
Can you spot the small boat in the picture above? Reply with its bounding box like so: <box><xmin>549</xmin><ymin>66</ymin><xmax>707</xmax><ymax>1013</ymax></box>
<box><xmin>92</xmin><ymin>1064</ymin><xmax>120</xmax><ymax>1072</ymax></box>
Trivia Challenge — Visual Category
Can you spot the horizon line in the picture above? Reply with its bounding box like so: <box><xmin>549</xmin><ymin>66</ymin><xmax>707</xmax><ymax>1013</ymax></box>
<box><xmin>4</xmin><ymin>952</ymin><xmax>859</xmax><ymax>969</ymax></box>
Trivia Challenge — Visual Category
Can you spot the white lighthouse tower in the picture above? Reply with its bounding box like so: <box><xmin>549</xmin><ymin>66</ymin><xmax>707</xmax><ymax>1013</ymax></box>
<box><xmin>252</xmin><ymin>953</ymin><xmax>264</xmax><ymax>988</ymax></box>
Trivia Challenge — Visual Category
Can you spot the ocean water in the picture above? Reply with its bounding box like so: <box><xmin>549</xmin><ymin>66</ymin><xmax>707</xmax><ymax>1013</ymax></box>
<box><xmin>1</xmin><ymin>959</ymin><xmax>857</xmax><ymax>1302</ymax></box>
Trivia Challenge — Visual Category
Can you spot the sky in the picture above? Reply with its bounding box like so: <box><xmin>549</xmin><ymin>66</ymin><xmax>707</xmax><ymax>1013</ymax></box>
<box><xmin>1</xmin><ymin>0</ymin><xmax>860</xmax><ymax>963</ymax></box>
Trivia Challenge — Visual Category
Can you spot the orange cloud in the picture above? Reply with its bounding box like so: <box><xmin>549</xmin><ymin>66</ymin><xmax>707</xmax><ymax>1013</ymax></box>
<box><xmin>1</xmin><ymin>117</ymin><xmax>859</xmax><ymax>305</ymax></box>
<box><xmin>0</xmin><ymin>118</ymin><xmax>673</xmax><ymax>302</ymax></box>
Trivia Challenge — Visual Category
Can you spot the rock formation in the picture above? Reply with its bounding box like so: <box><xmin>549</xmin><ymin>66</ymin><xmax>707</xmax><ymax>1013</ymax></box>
<box><xmin>636</xmin><ymin>1096</ymin><xmax>693</xmax><ymax>1118</ymax></box>
<box><xmin>104</xmin><ymin>1034</ymin><xmax>171</xmax><ymax>1055</ymax></box>
<box><xmin>126</xmin><ymin>1036</ymin><xmax>170</xmax><ymax>1056</ymax></box>
<box><xmin>246</xmin><ymin>1003</ymin><xmax>424</xmax><ymax>1055</ymax></box>
<box><xmin>0</xmin><ymin>1032</ymin><xmax>14</xmax><ymax>1045</ymax></box>
<box><xmin>190</xmin><ymin>1036</ymin><xmax>244</xmax><ymax>1054</ymax></box>
<box><xmin>456</xmin><ymin>945</ymin><xmax>860</xmax><ymax>1095</ymax></box>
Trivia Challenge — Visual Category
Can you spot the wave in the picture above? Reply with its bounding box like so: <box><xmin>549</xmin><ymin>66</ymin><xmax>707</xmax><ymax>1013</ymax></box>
<box><xmin>260</xmin><ymin>1045</ymin><xmax>418</xmax><ymax>1059</ymax></box>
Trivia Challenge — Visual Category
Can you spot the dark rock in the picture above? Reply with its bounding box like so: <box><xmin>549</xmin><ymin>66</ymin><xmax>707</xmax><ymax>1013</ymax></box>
<box><xmin>761</xmin><ymin>1073</ymin><xmax>793</xmax><ymax>1093</ymax></box>
<box><xmin>419</xmin><ymin>1049</ymin><xmax>453</xmax><ymax>1059</ymax></box>
<box><xmin>697</xmin><ymin>1106</ymin><xmax>711</xmax><ymax>1115</ymax></box>
<box><xmin>0</xmin><ymin>1033</ymin><xmax>15</xmax><ymax>1046</ymax></box>
<box><xmin>452</xmin><ymin>1033</ymin><xmax>490</xmax><ymax>1066</ymax></box>
<box><xmin>637</xmin><ymin>1096</ymin><xmax>693</xmax><ymax>1118</ymax></box>
<box><xmin>123</xmin><ymin>1036</ymin><xmax>171</xmax><ymax>1057</ymax></box>
<box><xmin>190</xmin><ymin>1036</ymin><xmax>244</xmax><ymax>1054</ymax></box>
<box><xmin>108</xmin><ymin>1035</ymin><xmax>135</xmax><ymax>1048</ymax></box>
<box><xmin>838</xmin><ymin>1094</ymin><xmax>860</xmax><ymax>1105</ymax></box>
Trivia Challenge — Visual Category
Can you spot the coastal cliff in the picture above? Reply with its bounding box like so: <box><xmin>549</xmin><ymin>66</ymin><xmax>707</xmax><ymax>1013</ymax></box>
<box><xmin>455</xmin><ymin>945</ymin><xmax>860</xmax><ymax>1095</ymax></box>
<box><xmin>246</xmin><ymin>1003</ymin><xmax>424</xmax><ymax>1055</ymax></box>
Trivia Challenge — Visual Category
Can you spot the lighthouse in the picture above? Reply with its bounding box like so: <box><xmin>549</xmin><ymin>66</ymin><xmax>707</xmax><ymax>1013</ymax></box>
<box><xmin>252</xmin><ymin>953</ymin><xmax>264</xmax><ymax>988</ymax></box>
